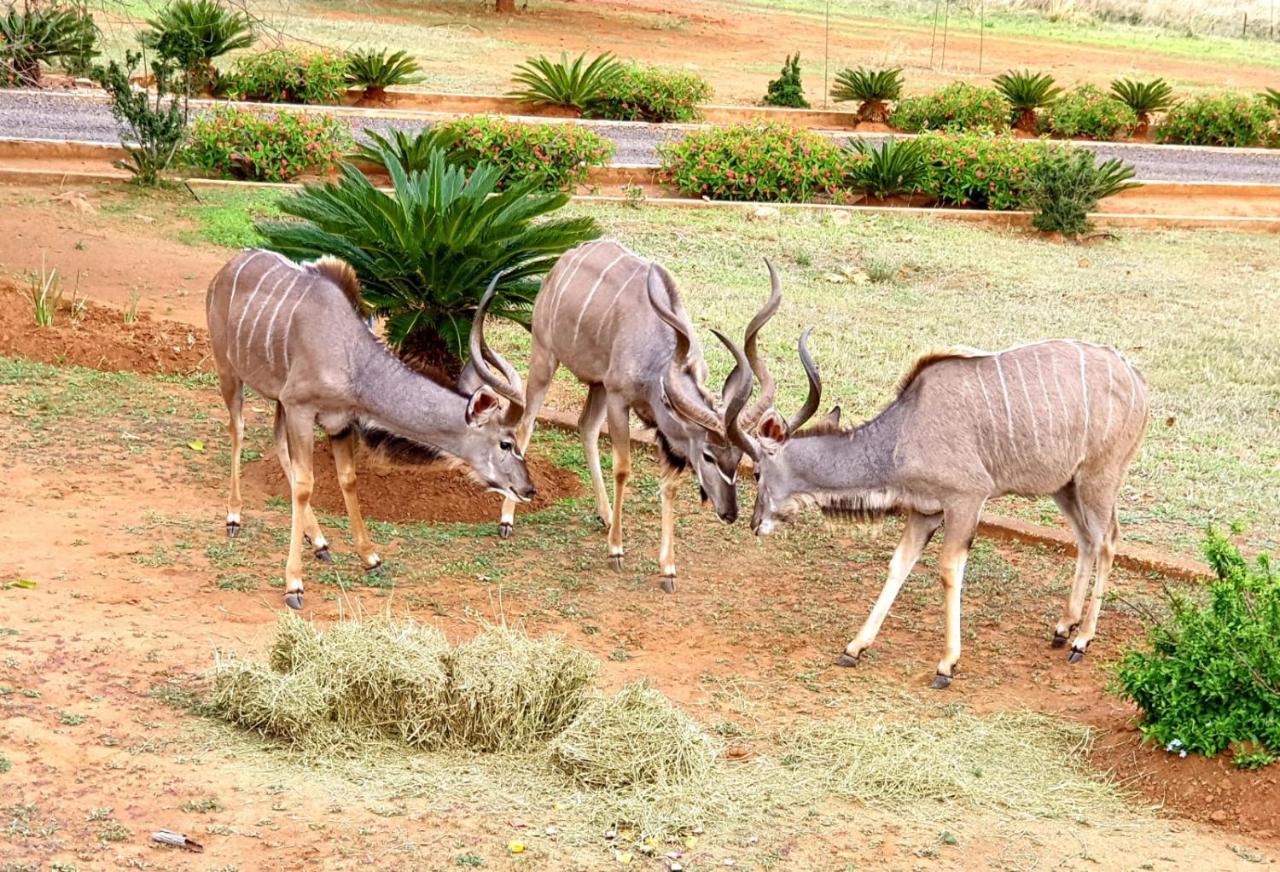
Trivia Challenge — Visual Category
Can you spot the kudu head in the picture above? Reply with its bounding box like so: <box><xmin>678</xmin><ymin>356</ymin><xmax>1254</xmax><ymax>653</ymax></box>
<box><xmin>720</xmin><ymin>327</ymin><xmax>833</xmax><ymax>535</ymax></box>
<box><xmin>455</xmin><ymin>273</ymin><xmax>537</xmax><ymax>504</ymax></box>
<box><xmin>647</xmin><ymin>261</ymin><xmax>782</xmax><ymax>525</ymax></box>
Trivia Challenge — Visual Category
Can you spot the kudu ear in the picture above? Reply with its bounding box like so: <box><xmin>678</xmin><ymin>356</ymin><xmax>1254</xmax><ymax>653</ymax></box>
<box><xmin>757</xmin><ymin>409</ymin><xmax>789</xmax><ymax>454</ymax></box>
<box><xmin>465</xmin><ymin>387</ymin><xmax>502</xmax><ymax>427</ymax></box>
<box><xmin>824</xmin><ymin>405</ymin><xmax>842</xmax><ymax>427</ymax></box>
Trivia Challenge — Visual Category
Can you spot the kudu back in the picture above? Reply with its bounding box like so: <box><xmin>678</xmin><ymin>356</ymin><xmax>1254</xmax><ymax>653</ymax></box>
<box><xmin>481</xmin><ymin>239</ymin><xmax>780</xmax><ymax>591</ymax></box>
<box><xmin>719</xmin><ymin>333</ymin><xmax>1149</xmax><ymax>688</ymax></box>
<box><xmin>207</xmin><ymin>248</ymin><xmax>532</xmax><ymax>609</ymax></box>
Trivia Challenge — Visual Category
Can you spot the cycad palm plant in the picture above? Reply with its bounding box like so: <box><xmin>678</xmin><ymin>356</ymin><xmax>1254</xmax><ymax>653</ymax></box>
<box><xmin>256</xmin><ymin>151</ymin><xmax>601</xmax><ymax>375</ymax></box>
<box><xmin>345</xmin><ymin>48</ymin><xmax>423</xmax><ymax>100</ymax></box>
<box><xmin>348</xmin><ymin>126</ymin><xmax>463</xmax><ymax>174</ymax></box>
<box><xmin>1261</xmin><ymin>87</ymin><xmax>1280</xmax><ymax>112</ymax></box>
<box><xmin>142</xmin><ymin>0</ymin><xmax>253</xmax><ymax>92</ymax></box>
<box><xmin>845</xmin><ymin>137</ymin><xmax>928</xmax><ymax>200</ymax></box>
<box><xmin>0</xmin><ymin>3</ymin><xmax>93</xmax><ymax>84</ymax></box>
<box><xmin>508</xmin><ymin>51</ymin><xmax>623</xmax><ymax>114</ymax></box>
<box><xmin>830</xmin><ymin>67</ymin><xmax>903</xmax><ymax>122</ymax></box>
<box><xmin>992</xmin><ymin>69</ymin><xmax>1062</xmax><ymax>132</ymax></box>
<box><xmin>1109</xmin><ymin>78</ymin><xmax>1174</xmax><ymax>136</ymax></box>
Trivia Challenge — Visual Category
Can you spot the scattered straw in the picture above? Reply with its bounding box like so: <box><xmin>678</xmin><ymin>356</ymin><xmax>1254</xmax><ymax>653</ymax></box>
<box><xmin>551</xmin><ymin>680</ymin><xmax>720</xmax><ymax>789</ymax></box>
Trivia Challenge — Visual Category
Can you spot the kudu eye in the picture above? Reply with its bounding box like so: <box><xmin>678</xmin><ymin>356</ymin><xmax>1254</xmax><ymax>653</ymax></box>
<box><xmin>500</xmin><ymin>440</ymin><xmax>514</xmax><ymax>452</ymax></box>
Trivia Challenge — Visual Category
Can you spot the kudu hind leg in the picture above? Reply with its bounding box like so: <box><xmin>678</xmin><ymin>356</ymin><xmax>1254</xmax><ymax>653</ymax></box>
<box><xmin>220</xmin><ymin>372</ymin><xmax>245</xmax><ymax>537</ymax></box>
<box><xmin>838</xmin><ymin>510</ymin><xmax>943</xmax><ymax>667</ymax></box>
<box><xmin>281</xmin><ymin>406</ymin><xmax>317</xmax><ymax>610</ymax></box>
<box><xmin>498</xmin><ymin>347</ymin><xmax>558</xmax><ymax>538</ymax></box>
<box><xmin>1051</xmin><ymin>483</ymin><xmax>1100</xmax><ymax>653</ymax></box>
<box><xmin>1067</xmin><ymin>489</ymin><xmax>1121</xmax><ymax>662</ymax></box>
<box><xmin>330</xmin><ymin>430</ymin><xmax>381</xmax><ymax>571</ymax></box>
<box><xmin>274</xmin><ymin>403</ymin><xmax>330</xmax><ymax>561</ymax></box>
<box><xmin>605</xmin><ymin>395</ymin><xmax>631</xmax><ymax>571</ymax></box>
<box><xmin>579</xmin><ymin>384</ymin><xmax>611</xmax><ymax>528</ymax></box>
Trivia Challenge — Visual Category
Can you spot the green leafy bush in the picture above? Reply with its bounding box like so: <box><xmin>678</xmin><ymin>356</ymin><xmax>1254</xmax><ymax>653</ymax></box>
<box><xmin>1024</xmin><ymin>147</ymin><xmax>1139</xmax><ymax>236</ymax></box>
<box><xmin>508</xmin><ymin>51</ymin><xmax>622</xmax><ymax>113</ymax></box>
<box><xmin>763</xmin><ymin>52</ymin><xmax>808</xmax><ymax>109</ymax></box>
<box><xmin>1156</xmin><ymin>93</ymin><xmax>1276</xmax><ymax>148</ymax></box>
<box><xmin>587</xmin><ymin>63</ymin><xmax>711</xmax><ymax>123</ymax></box>
<box><xmin>658</xmin><ymin>120</ymin><xmax>850</xmax><ymax>203</ymax></box>
<box><xmin>830</xmin><ymin>66</ymin><xmax>903</xmax><ymax>122</ymax></box>
<box><xmin>186</xmin><ymin>105</ymin><xmax>349</xmax><ymax>181</ymax></box>
<box><xmin>93</xmin><ymin>50</ymin><xmax>189</xmax><ymax>185</ymax></box>
<box><xmin>256</xmin><ymin>151</ymin><xmax>601</xmax><ymax>368</ymax></box>
<box><xmin>1109</xmin><ymin>78</ymin><xmax>1174</xmax><ymax>135</ymax></box>
<box><xmin>992</xmin><ymin>70</ymin><xmax>1061</xmax><ymax>132</ymax></box>
<box><xmin>845</xmin><ymin>137</ymin><xmax>928</xmax><ymax>199</ymax></box>
<box><xmin>349</xmin><ymin>126</ymin><xmax>462</xmax><ymax>174</ymax></box>
<box><xmin>0</xmin><ymin>2</ymin><xmax>96</xmax><ymax>85</ymax></box>
<box><xmin>889</xmin><ymin>82</ymin><xmax>1009</xmax><ymax>133</ymax></box>
<box><xmin>915</xmin><ymin>132</ymin><xmax>1048</xmax><ymax>210</ymax></box>
<box><xmin>142</xmin><ymin>0</ymin><xmax>252</xmax><ymax>93</ymax></box>
<box><xmin>345</xmin><ymin>48</ymin><xmax>422</xmax><ymax>99</ymax></box>
<box><xmin>220</xmin><ymin>48</ymin><xmax>348</xmax><ymax>105</ymax></box>
<box><xmin>445</xmin><ymin>115</ymin><xmax>613</xmax><ymax>191</ymax></box>
<box><xmin>1040</xmin><ymin>84</ymin><xmax>1137</xmax><ymax>140</ymax></box>
<box><xmin>1265</xmin><ymin>88</ymin><xmax>1280</xmax><ymax>112</ymax></box>
<box><xmin>1114</xmin><ymin>531</ymin><xmax>1279</xmax><ymax>765</ymax></box>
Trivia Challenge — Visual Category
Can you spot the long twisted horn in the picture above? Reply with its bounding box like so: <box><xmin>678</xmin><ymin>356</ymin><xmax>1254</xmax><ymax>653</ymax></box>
<box><xmin>787</xmin><ymin>327</ymin><xmax>822</xmax><ymax>433</ymax></box>
<box><xmin>713</xmin><ymin>329</ymin><xmax>761</xmax><ymax>463</ymax></box>
<box><xmin>468</xmin><ymin>272</ymin><xmax>526</xmax><ymax>414</ymax></box>
<box><xmin>647</xmin><ymin>266</ymin><xmax>724</xmax><ymax>435</ymax></box>
<box><xmin>734</xmin><ymin>258</ymin><xmax>783</xmax><ymax>432</ymax></box>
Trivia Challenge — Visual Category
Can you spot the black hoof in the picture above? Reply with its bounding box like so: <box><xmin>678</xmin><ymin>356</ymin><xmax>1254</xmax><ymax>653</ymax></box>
<box><xmin>930</xmin><ymin>672</ymin><xmax>953</xmax><ymax>690</ymax></box>
<box><xmin>834</xmin><ymin>653</ymin><xmax>861</xmax><ymax>668</ymax></box>
<box><xmin>226</xmin><ymin>522</ymin><xmax>240</xmax><ymax>539</ymax></box>
<box><xmin>660</xmin><ymin>576</ymin><xmax>676</xmax><ymax>594</ymax></box>
<box><xmin>1068</xmin><ymin>649</ymin><xmax>1085</xmax><ymax>664</ymax></box>
<box><xmin>364</xmin><ymin>559</ymin><xmax>383</xmax><ymax>574</ymax></box>
<box><xmin>608</xmin><ymin>554</ymin><xmax>624</xmax><ymax>571</ymax></box>
<box><xmin>314</xmin><ymin>546</ymin><xmax>333</xmax><ymax>563</ymax></box>
<box><xmin>498</xmin><ymin>523</ymin><xmax>512</xmax><ymax>540</ymax></box>
<box><xmin>284</xmin><ymin>591</ymin><xmax>304</xmax><ymax>610</ymax></box>
<box><xmin>1051</xmin><ymin>632</ymin><xmax>1068</xmax><ymax>649</ymax></box>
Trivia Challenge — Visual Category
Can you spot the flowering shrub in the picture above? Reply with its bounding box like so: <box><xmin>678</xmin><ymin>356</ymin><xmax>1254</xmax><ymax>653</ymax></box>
<box><xmin>1039</xmin><ymin>84</ymin><xmax>1137</xmax><ymax>140</ymax></box>
<box><xmin>659</xmin><ymin>120</ymin><xmax>851</xmax><ymax>202</ymax></box>
<box><xmin>889</xmin><ymin>82</ymin><xmax>1009</xmax><ymax>133</ymax></box>
<box><xmin>915</xmin><ymin>132</ymin><xmax>1050</xmax><ymax>210</ymax></box>
<box><xmin>1156</xmin><ymin>93</ymin><xmax>1276</xmax><ymax>147</ymax></box>
<box><xmin>219</xmin><ymin>48</ymin><xmax>349</xmax><ymax>105</ymax></box>
<box><xmin>186</xmin><ymin>106</ymin><xmax>350</xmax><ymax>182</ymax></box>
<box><xmin>445</xmin><ymin>116</ymin><xmax>614</xmax><ymax>191</ymax></box>
<box><xmin>588</xmin><ymin>64</ymin><xmax>711</xmax><ymax>123</ymax></box>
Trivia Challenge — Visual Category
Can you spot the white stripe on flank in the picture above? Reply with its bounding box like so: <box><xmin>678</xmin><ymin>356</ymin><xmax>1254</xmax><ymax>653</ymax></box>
<box><xmin>1032</xmin><ymin>348</ymin><xmax>1054</xmax><ymax>435</ymax></box>
<box><xmin>550</xmin><ymin>242</ymin><xmax>606</xmax><ymax>328</ymax></box>
<box><xmin>595</xmin><ymin>263</ymin><xmax>647</xmax><ymax>340</ymax></box>
<box><xmin>1103</xmin><ymin>354</ymin><xmax>1114</xmax><ymax>439</ymax></box>
<box><xmin>261</xmin><ymin>277</ymin><xmax>302</xmax><ymax>368</ymax></box>
<box><xmin>1075</xmin><ymin>342</ymin><xmax>1090</xmax><ymax>454</ymax></box>
<box><xmin>279</xmin><ymin>286</ymin><xmax>311</xmax><ymax>369</ymax></box>
<box><xmin>244</xmin><ymin>269</ymin><xmax>293</xmax><ymax>359</ymax></box>
<box><xmin>232</xmin><ymin>263</ymin><xmax>283</xmax><ymax>367</ymax></box>
<box><xmin>225</xmin><ymin>250</ymin><xmax>263</xmax><ymax>314</ymax></box>
<box><xmin>973</xmin><ymin>363</ymin><xmax>1001</xmax><ymax>449</ymax></box>
<box><xmin>572</xmin><ymin>250</ymin><xmax>630</xmax><ymax>344</ymax></box>
<box><xmin>993</xmin><ymin>354</ymin><xmax>1016</xmax><ymax>441</ymax></box>
<box><xmin>1014</xmin><ymin>358</ymin><xmax>1040</xmax><ymax>452</ymax></box>
<box><xmin>1121</xmin><ymin>354</ymin><xmax>1140</xmax><ymax>427</ymax></box>
<box><xmin>256</xmin><ymin>272</ymin><xmax>300</xmax><ymax>367</ymax></box>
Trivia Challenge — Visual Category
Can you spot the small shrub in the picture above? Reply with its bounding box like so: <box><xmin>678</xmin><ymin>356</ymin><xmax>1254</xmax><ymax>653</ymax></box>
<box><xmin>1264</xmin><ymin>88</ymin><xmax>1280</xmax><ymax>112</ymax></box>
<box><xmin>349</xmin><ymin>126</ymin><xmax>462</xmax><ymax>174</ymax></box>
<box><xmin>220</xmin><ymin>48</ymin><xmax>348</xmax><ymax>105</ymax></box>
<box><xmin>186</xmin><ymin>105</ymin><xmax>349</xmax><ymax>182</ymax></box>
<box><xmin>1110</xmin><ymin>78</ymin><xmax>1174</xmax><ymax>135</ymax></box>
<box><xmin>915</xmin><ymin>132</ymin><xmax>1049</xmax><ymax>210</ymax></box>
<box><xmin>830</xmin><ymin>66</ymin><xmax>903</xmax><ymax>122</ymax></box>
<box><xmin>658</xmin><ymin>120</ymin><xmax>851</xmax><ymax>203</ymax></box>
<box><xmin>587</xmin><ymin>63</ymin><xmax>711</xmax><ymax>123</ymax></box>
<box><xmin>92</xmin><ymin>50</ymin><xmax>189</xmax><ymax>185</ymax></box>
<box><xmin>1040</xmin><ymin>84</ymin><xmax>1137</xmax><ymax>140</ymax></box>
<box><xmin>445</xmin><ymin>115</ymin><xmax>613</xmax><ymax>191</ymax></box>
<box><xmin>1156</xmin><ymin>93</ymin><xmax>1275</xmax><ymax>148</ymax></box>
<box><xmin>508</xmin><ymin>50</ymin><xmax>622</xmax><ymax>113</ymax></box>
<box><xmin>142</xmin><ymin>0</ymin><xmax>253</xmax><ymax>94</ymax></box>
<box><xmin>27</xmin><ymin>257</ymin><xmax>61</xmax><ymax>326</ymax></box>
<box><xmin>0</xmin><ymin>2</ymin><xmax>96</xmax><ymax>85</ymax></box>
<box><xmin>844</xmin><ymin>137</ymin><xmax>928</xmax><ymax>200</ymax></box>
<box><xmin>889</xmin><ymin>82</ymin><xmax>1008</xmax><ymax>133</ymax></box>
<box><xmin>763</xmin><ymin>52</ymin><xmax>808</xmax><ymax>109</ymax></box>
<box><xmin>345</xmin><ymin>48</ymin><xmax>422</xmax><ymax>100</ymax></box>
<box><xmin>1114</xmin><ymin>531</ymin><xmax>1279</xmax><ymax>763</ymax></box>
<box><xmin>992</xmin><ymin>70</ymin><xmax>1061</xmax><ymax>132</ymax></box>
<box><xmin>1024</xmin><ymin>146</ymin><xmax>1139</xmax><ymax>236</ymax></box>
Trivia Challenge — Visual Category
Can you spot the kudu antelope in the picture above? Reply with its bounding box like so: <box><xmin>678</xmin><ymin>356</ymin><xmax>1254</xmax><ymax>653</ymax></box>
<box><xmin>207</xmin><ymin>249</ymin><xmax>534</xmax><ymax>609</ymax></box>
<box><xmin>486</xmin><ymin>239</ymin><xmax>781</xmax><ymax>591</ymax></box>
<box><xmin>719</xmin><ymin>332</ymin><xmax>1149</xmax><ymax>688</ymax></box>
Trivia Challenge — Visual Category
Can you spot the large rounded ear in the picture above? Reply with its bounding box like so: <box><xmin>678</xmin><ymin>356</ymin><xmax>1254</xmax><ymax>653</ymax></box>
<box><xmin>465</xmin><ymin>386</ymin><xmax>501</xmax><ymax>427</ymax></box>
<box><xmin>757</xmin><ymin>409</ymin><xmax>789</xmax><ymax>454</ymax></box>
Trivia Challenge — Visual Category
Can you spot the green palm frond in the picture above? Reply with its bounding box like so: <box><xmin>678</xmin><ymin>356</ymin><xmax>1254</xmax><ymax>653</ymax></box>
<box><xmin>0</xmin><ymin>4</ymin><xmax>96</xmax><ymax>83</ymax></box>
<box><xmin>993</xmin><ymin>69</ymin><xmax>1061</xmax><ymax>131</ymax></box>
<box><xmin>830</xmin><ymin>67</ymin><xmax>903</xmax><ymax>122</ymax></box>
<box><xmin>345</xmin><ymin>48</ymin><xmax>423</xmax><ymax>92</ymax></box>
<box><xmin>845</xmin><ymin>137</ymin><xmax>929</xmax><ymax>199</ymax></box>
<box><xmin>1261</xmin><ymin>87</ymin><xmax>1280</xmax><ymax>112</ymax></box>
<box><xmin>1109</xmin><ymin>78</ymin><xmax>1175</xmax><ymax>117</ymax></box>
<box><xmin>508</xmin><ymin>51</ymin><xmax>623</xmax><ymax>111</ymax></box>
<box><xmin>348</xmin><ymin>127</ymin><xmax>464</xmax><ymax>174</ymax></box>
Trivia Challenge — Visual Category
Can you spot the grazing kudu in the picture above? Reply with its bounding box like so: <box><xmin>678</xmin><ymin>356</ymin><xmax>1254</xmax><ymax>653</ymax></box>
<box><xmin>719</xmin><ymin>332</ymin><xmax>1149</xmax><ymax>688</ymax></box>
<box><xmin>207</xmin><ymin>249</ymin><xmax>534</xmax><ymax>609</ymax></box>
<box><xmin>485</xmin><ymin>239</ymin><xmax>781</xmax><ymax>591</ymax></box>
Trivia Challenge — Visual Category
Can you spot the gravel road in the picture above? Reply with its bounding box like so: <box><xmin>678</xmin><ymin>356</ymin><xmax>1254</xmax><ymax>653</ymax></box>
<box><xmin>4</xmin><ymin>90</ymin><xmax>1280</xmax><ymax>184</ymax></box>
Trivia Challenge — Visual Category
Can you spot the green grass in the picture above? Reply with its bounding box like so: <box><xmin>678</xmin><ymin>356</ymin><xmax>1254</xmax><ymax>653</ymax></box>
<box><xmin>178</xmin><ymin>188</ymin><xmax>284</xmax><ymax>249</ymax></box>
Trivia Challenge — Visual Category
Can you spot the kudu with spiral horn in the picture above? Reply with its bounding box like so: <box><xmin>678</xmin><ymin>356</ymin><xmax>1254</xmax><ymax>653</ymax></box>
<box><xmin>207</xmin><ymin>250</ymin><xmax>534</xmax><ymax>610</ymax></box>
<box><xmin>489</xmin><ymin>239</ymin><xmax>782</xmax><ymax>591</ymax></box>
<box><xmin>721</xmin><ymin>329</ymin><xmax>1148</xmax><ymax>689</ymax></box>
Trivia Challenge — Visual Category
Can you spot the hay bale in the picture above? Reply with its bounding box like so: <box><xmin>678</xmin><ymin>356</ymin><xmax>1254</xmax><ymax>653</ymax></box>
<box><xmin>447</xmin><ymin>624</ymin><xmax>598</xmax><ymax>752</ymax></box>
<box><xmin>268</xmin><ymin>612</ymin><xmax>324</xmax><ymax>674</ymax></box>
<box><xmin>207</xmin><ymin>659</ymin><xmax>332</xmax><ymax>744</ymax></box>
<box><xmin>550</xmin><ymin>680</ymin><xmax>719</xmax><ymax>789</ymax></box>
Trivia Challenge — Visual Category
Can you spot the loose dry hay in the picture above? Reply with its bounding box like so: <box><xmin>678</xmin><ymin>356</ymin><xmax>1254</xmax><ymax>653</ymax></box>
<box><xmin>551</xmin><ymin>680</ymin><xmax>720</xmax><ymax>789</ymax></box>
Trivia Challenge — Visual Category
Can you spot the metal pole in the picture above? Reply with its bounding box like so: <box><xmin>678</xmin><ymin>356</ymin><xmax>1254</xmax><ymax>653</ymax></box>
<box><xmin>824</xmin><ymin>0</ymin><xmax>831</xmax><ymax>109</ymax></box>
<box><xmin>978</xmin><ymin>0</ymin><xmax>985</xmax><ymax>72</ymax></box>
<box><xmin>940</xmin><ymin>0</ymin><xmax>951</xmax><ymax>71</ymax></box>
<box><xmin>929</xmin><ymin>0</ymin><xmax>941</xmax><ymax>68</ymax></box>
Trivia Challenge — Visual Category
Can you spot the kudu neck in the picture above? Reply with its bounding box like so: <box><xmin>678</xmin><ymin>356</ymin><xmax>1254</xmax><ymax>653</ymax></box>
<box><xmin>790</xmin><ymin>401</ymin><xmax>907</xmax><ymax>492</ymax></box>
<box><xmin>353</xmin><ymin>341</ymin><xmax>468</xmax><ymax>444</ymax></box>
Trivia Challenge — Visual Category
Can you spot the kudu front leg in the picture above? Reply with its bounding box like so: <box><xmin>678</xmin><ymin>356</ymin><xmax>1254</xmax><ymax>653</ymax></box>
<box><xmin>281</xmin><ymin>407</ymin><xmax>317</xmax><ymax>610</ymax></box>
<box><xmin>330</xmin><ymin>431</ymin><xmax>381</xmax><ymax>572</ymax></box>
<box><xmin>656</xmin><ymin>467</ymin><xmax>680</xmax><ymax>593</ymax></box>
<box><xmin>497</xmin><ymin>349</ymin><xmax>556</xmax><ymax>539</ymax></box>
<box><xmin>837</xmin><ymin>510</ymin><xmax>942</xmax><ymax>667</ymax></box>
<box><xmin>929</xmin><ymin>503</ymin><xmax>982</xmax><ymax>689</ymax></box>
<box><xmin>605</xmin><ymin>396</ymin><xmax>631</xmax><ymax>571</ymax></box>
<box><xmin>220</xmin><ymin>373</ymin><xmax>245</xmax><ymax>538</ymax></box>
